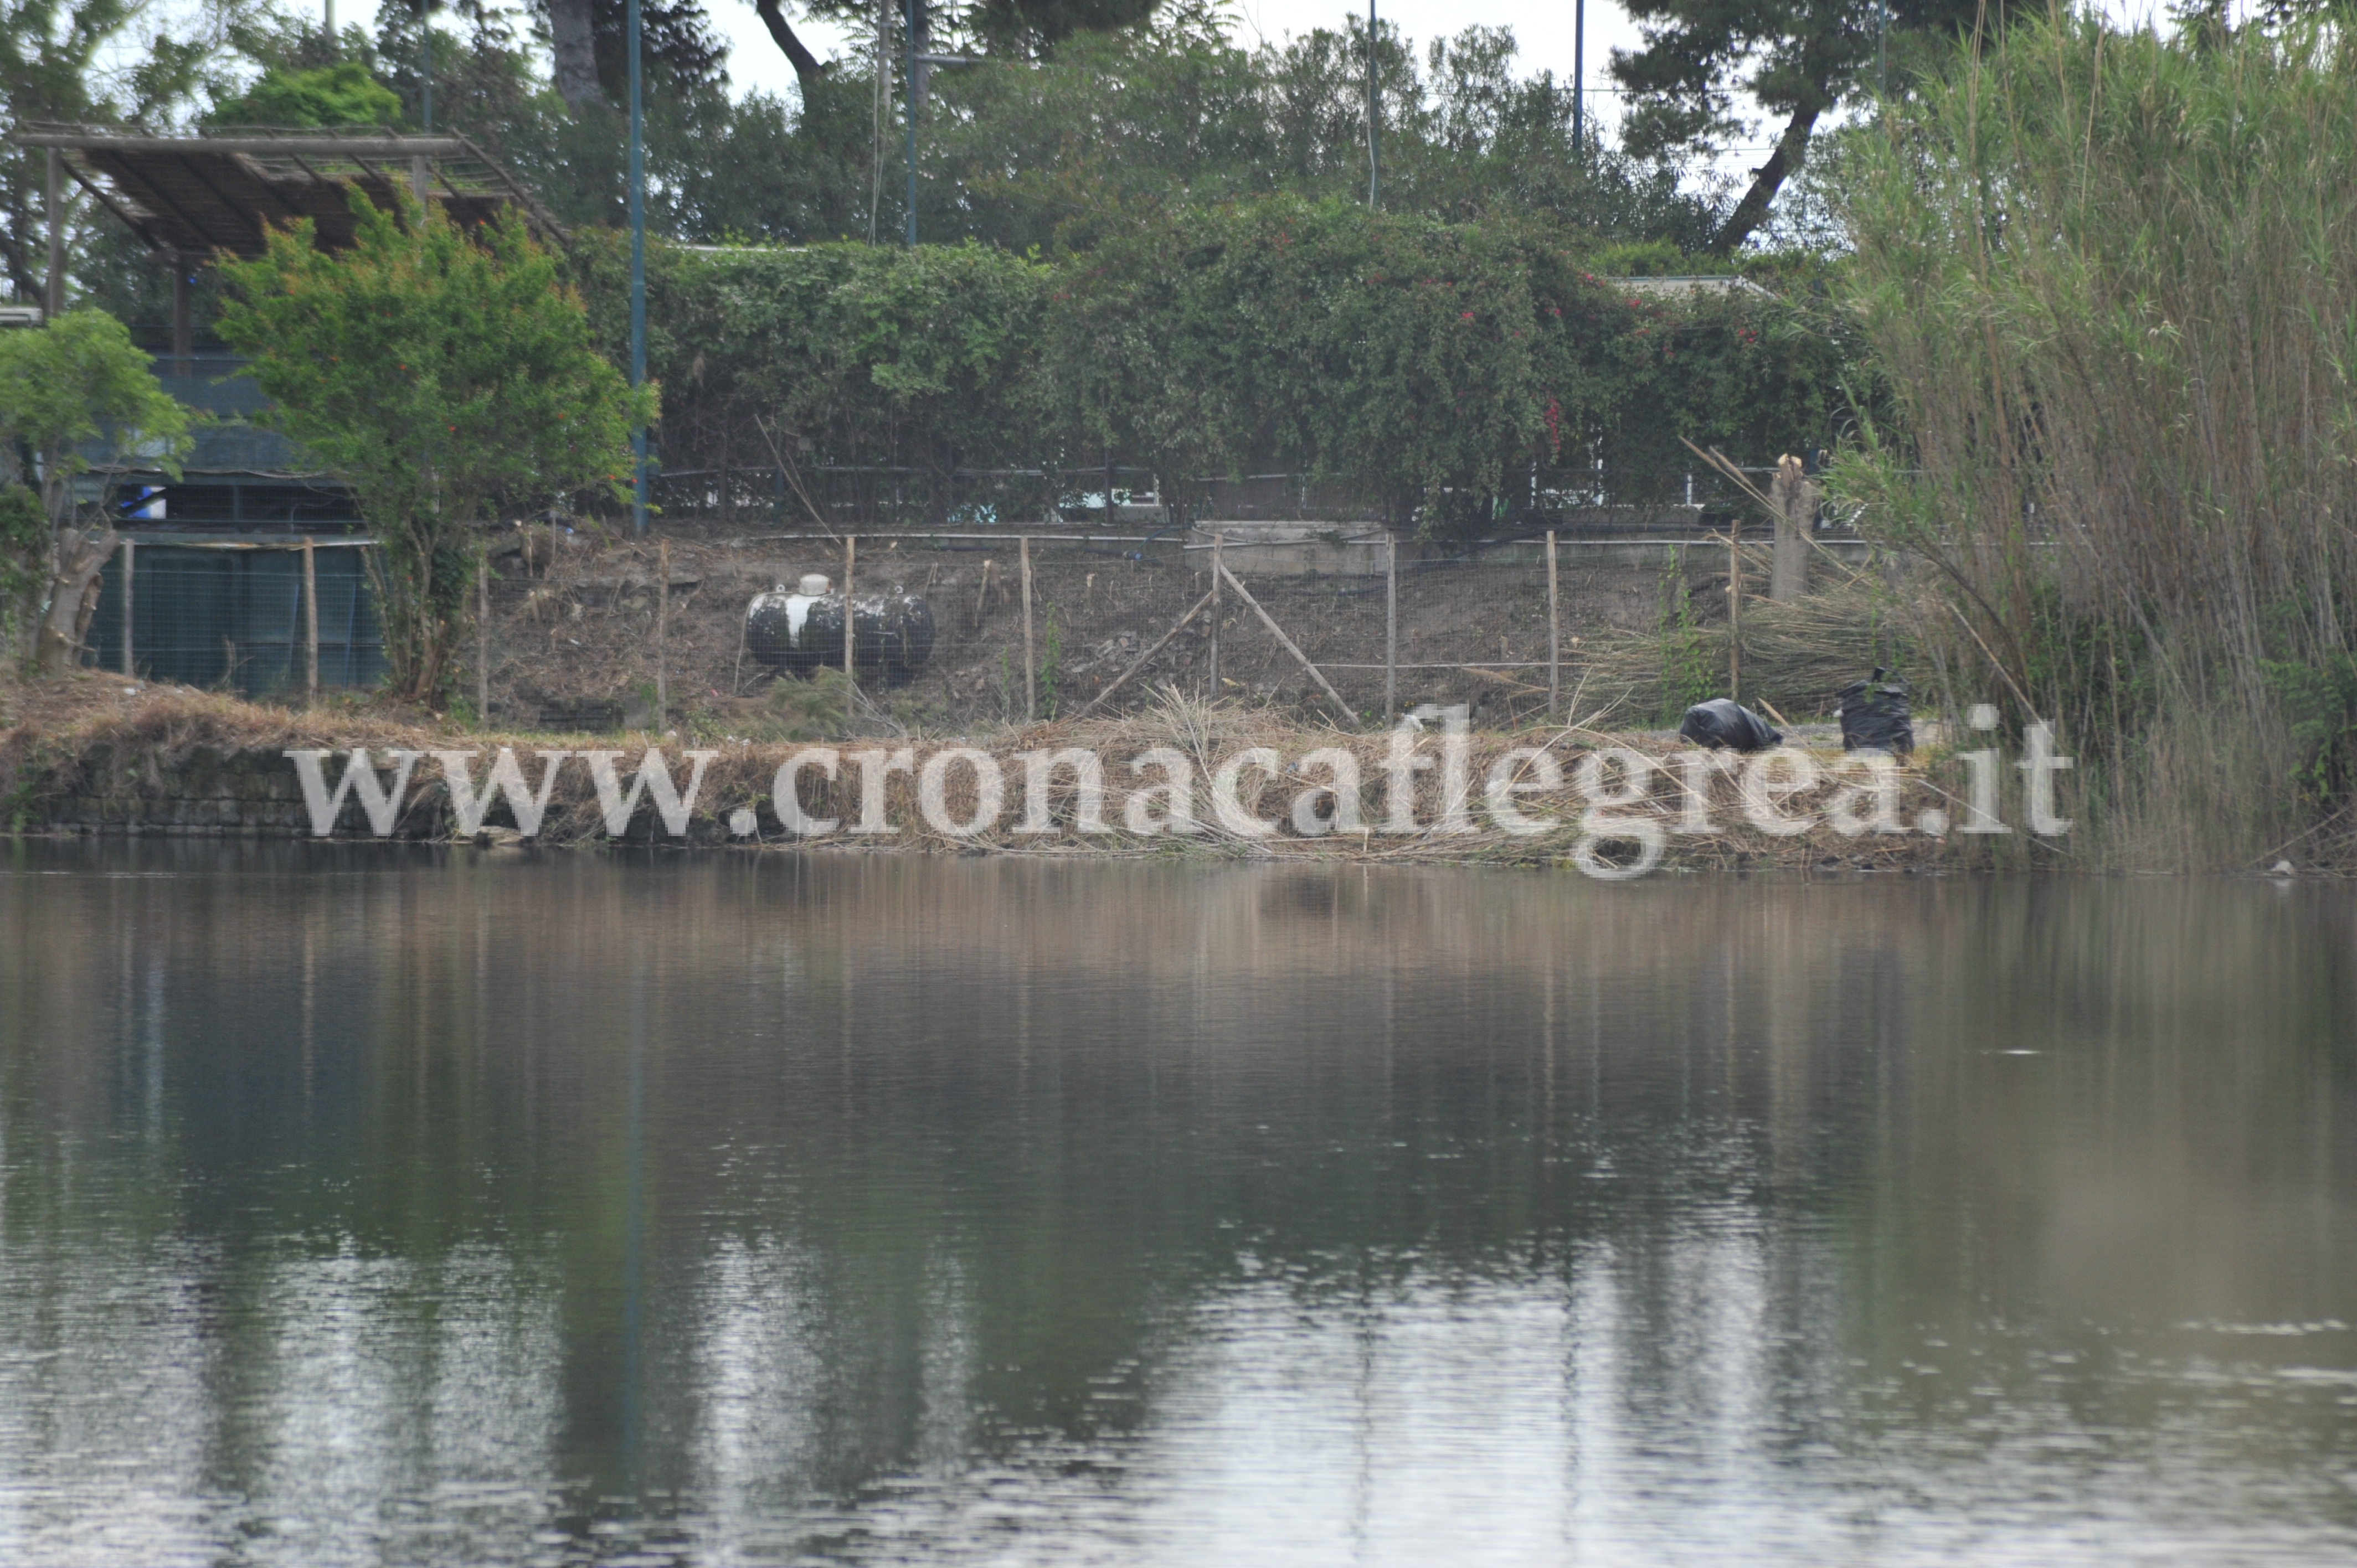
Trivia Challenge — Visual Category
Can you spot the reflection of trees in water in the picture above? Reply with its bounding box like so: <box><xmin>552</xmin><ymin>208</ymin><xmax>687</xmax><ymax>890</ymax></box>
<box><xmin>0</xmin><ymin>849</ymin><xmax>2352</xmax><ymax>1555</ymax></box>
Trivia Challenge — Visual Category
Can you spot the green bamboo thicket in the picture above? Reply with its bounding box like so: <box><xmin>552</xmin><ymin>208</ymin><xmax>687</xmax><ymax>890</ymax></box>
<box><xmin>1838</xmin><ymin>17</ymin><xmax>2357</xmax><ymax>868</ymax></box>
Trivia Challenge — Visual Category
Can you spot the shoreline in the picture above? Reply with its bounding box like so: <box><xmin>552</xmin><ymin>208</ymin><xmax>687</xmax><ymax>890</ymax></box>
<box><xmin>2</xmin><ymin>677</ymin><xmax>2080</xmax><ymax>878</ymax></box>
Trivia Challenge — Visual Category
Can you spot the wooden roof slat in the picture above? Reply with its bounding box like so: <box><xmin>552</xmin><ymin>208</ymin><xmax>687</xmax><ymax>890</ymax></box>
<box><xmin>19</xmin><ymin>131</ymin><xmax>470</xmax><ymax>158</ymax></box>
<box><xmin>11</xmin><ymin>123</ymin><xmax>566</xmax><ymax>259</ymax></box>
<box><xmin>228</xmin><ymin>152</ymin><xmax>315</xmax><ymax>225</ymax></box>
<box><xmin>63</xmin><ymin>163</ymin><xmax>167</xmax><ymax>254</ymax></box>
<box><xmin>92</xmin><ymin>154</ymin><xmax>236</xmax><ymax>255</ymax></box>
<box><xmin>169</xmin><ymin>151</ymin><xmax>272</xmax><ymax>252</ymax></box>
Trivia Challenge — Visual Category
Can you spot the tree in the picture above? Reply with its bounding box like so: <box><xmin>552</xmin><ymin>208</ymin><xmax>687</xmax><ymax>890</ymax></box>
<box><xmin>0</xmin><ymin>310</ymin><xmax>191</xmax><ymax>672</ymax></box>
<box><xmin>1611</xmin><ymin>0</ymin><xmax>2004</xmax><ymax>252</ymax></box>
<box><xmin>215</xmin><ymin>194</ymin><xmax>653</xmax><ymax>699</ymax></box>
<box><xmin>1</xmin><ymin>0</ymin><xmax>253</xmax><ymax>308</ymax></box>
<box><xmin>915</xmin><ymin>18</ymin><xmax>1722</xmax><ymax>252</ymax></box>
<box><xmin>207</xmin><ymin>59</ymin><xmax>403</xmax><ymax>126</ymax></box>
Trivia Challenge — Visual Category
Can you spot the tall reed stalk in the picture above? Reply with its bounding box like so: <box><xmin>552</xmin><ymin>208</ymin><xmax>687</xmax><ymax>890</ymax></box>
<box><xmin>1836</xmin><ymin>16</ymin><xmax>2357</xmax><ymax>868</ymax></box>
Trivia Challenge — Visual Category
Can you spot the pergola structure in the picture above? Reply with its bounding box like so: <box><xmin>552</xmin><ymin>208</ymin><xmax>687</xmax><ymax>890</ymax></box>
<box><xmin>13</xmin><ymin>123</ymin><xmax>566</xmax><ymax>372</ymax></box>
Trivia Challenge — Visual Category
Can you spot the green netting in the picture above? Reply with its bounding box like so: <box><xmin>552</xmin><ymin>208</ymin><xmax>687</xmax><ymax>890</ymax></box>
<box><xmin>83</xmin><ymin>544</ymin><xmax>387</xmax><ymax>694</ymax></box>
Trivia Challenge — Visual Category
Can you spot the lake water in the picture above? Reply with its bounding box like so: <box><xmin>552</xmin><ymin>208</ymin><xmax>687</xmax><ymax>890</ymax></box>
<box><xmin>1</xmin><ymin>844</ymin><xmax>2352</xmax><ymax>1566</ymax></box>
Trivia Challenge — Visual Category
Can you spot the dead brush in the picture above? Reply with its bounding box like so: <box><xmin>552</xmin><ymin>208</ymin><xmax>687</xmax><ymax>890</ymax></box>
<box><xmin>0</xmin><ymin>678</ymin><xmax>2030</xmax><ymax>873</ymax></box>
<box><xmin>1571</xmin><ymin>575</ymin><xmax>1922</xmax><ymax>726</ymax></box>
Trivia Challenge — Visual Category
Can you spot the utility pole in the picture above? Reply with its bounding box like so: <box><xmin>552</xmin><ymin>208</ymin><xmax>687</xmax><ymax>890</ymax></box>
<box><xmin>628</xmin><ymin>0</ymin><xmax>649</xmax><ymax>535</ymax></box>
<box><xmin>420</xmin><ymin>2</ymin><xmax>433</xmax><ymax>131</ymax></box>
<box><xmin>1367</xmin><ymin>0</ymin><xmax>1379</xmax><ymax>207</ymax></box>
<box><xmin>905</xmin><ymin>0</ymin><xmax>919</xmax><ymax>246</ymax></box>
<box><xmin>1572</xmin><ymin>0</ymin><xmax>1585</xmax><ymax>156</ymax></box>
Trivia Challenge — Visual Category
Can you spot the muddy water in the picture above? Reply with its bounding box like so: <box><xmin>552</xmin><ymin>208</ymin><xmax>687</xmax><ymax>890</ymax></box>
<box><xmin>1</xmin><ymin>844</ymin><xmax>2353</xmax><ymax>1566</ymax></box>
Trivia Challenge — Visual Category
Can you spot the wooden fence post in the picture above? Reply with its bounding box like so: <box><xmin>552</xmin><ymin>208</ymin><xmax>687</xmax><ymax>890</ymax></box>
<box><xmin>478</xmin><ymin>545</ymin><xmax>492</xmax><ymax>725</ymax></box>
<box><xmin>1208</xmin><ymin>531</ymin><xmax>1222</xmax><ymax>698</ymax></box>
<box><xmin>1020</xmin><ymin>534</ymin><xmax>1036</xmax><ymax>721</ymax></box>
<box><xmin>301</xmin><ymin>537</ymin><xmax>318</xmax><ymax>701</ymax></box>
<box><xmin>1727</xmin><ymin>512</ymin><xmax>1743</xmax><ymax>703</ymax></box>
<box><xmin>1384</xmin><ymin>532</ymin><xmax>1398</xmax><ymax>724</ymax></box>
<box><xmin>654</xmin><ymin>539</ymin><xmax>669</xmax><ymax>729</ymax></box>
<box><xmin>1546</xmin><ymin>529</ymin><xmax>1559</xmax><ymax>720</ymax></box>
<box><xmin>118</xmin><ymin>538</ymin><xmax>133</xmax><ymax>677</ymax></box>
<box><xmin>842</xmin><ymin>535</ymin><xmax>856</xmax><ymax>731</ymax></box>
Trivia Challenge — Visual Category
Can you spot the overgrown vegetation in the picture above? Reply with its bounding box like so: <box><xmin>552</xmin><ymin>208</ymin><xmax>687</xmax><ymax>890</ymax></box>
<box><xmin>1837</xmin><ymin>17</ymin><xmax>2357</xmax><ymax>867</ymax></box>
<box><xmin>0</xmin><ymin>310</ymin><xmax>190</xmax><ymax>672</ymax></box>
<box><xmin>599</xmin><ymin>201</ymin><xmax>1862</xmax><ymax>530</ymax></box>
<box><xmin>207</xmin><ymin>58</ymin><xmax>400</xmax><ymax>127</ymax></box>
<box><xmin>215</xmin><ymin>194</ymin><xmax>652</xmax><ymax>699</ymax></box>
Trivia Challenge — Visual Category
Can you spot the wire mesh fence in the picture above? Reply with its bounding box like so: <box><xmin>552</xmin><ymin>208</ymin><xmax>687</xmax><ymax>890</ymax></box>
<box><xmin>66</xmin><ymin>511</ymin><xmax>1871</xmax><ymax>734</ymax></box>
<box><xmin>681</xmin><ymin>521</ymin><xmax>1871</xmax><ymax>737</ymax></box>
<box><xmin>642</xmin><ymin>461</ymin><xmax>1786</xmax><ymax>535</ymax></box>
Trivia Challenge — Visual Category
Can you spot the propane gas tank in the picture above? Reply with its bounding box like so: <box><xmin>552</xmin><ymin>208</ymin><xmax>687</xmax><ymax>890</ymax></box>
<box><xmin>745</xmin><ymin>574</ymin><xmax>934</xmax><ymax>674</ymax></box>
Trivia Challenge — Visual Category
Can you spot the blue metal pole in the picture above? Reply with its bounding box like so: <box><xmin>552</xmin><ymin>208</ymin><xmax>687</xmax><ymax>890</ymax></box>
<box><xmin>905</xmin><ymin>0</ymin><xmax>919</xmax><ymax>247</ymax></box>
<box><xmin>629</xmin><ymin>0</ymin><xmax>647</xmax><ymax>536</ymax></box>
<box><xmin>1367</xmin><ymin>0</ymin><xmax>1378</xmax><ymax>208</ymax></box>
<box><xmin>1573</xmin><ymin>0</ymin><xmax>1584</xmax><ymax>156</ymax></box>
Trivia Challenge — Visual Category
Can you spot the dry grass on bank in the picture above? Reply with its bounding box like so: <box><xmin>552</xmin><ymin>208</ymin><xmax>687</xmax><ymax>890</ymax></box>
<box><xmin>0</xmin><ymin>671</ymin><xmax>2040</xmax><ymax>874</ymax></box>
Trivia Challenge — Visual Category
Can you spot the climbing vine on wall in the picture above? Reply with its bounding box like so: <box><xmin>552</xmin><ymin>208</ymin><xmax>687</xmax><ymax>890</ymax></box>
<box><xmin>577</xmin><ymin>197</ymin><xmax>1869</xmax><ymax>532</ymax></box>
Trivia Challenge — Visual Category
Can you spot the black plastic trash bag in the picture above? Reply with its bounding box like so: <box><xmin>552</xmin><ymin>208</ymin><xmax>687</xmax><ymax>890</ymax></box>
<box><xmin>1835</xmin><ymin>669</ymin><xmax>1913</xmax><ymax>755</ymax></box>
<box><xmin>1677</xmin><ymin>698</ymin><xmax>1784</xmax><ymax>752</ymax></box>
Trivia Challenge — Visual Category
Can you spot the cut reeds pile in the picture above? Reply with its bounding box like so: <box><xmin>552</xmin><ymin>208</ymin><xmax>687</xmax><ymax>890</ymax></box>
<box><xmin>1572</xmin><ymin>577</ymin><xmax>1918</xmax><ymax>726</ymax></box>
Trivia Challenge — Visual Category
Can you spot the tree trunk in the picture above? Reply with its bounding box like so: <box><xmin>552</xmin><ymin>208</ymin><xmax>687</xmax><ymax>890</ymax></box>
<box><xmin>1708</xmin><ymin>99</ymin><xmax>1824</xmax><ymax>255</ymax></box>
<box><xmin>1768</xmin><ymin>454</ymin><xmax>1814</xmax><ymax>604</ymax></box>
<box><xmin>548</xmin><ymin>0</ymin><xmax>602</xmax><ymax>109</ymax></box>
<box><xmin>36</xmin><ymin>525</ymin><xmax>117</xmax><ymax>676</ymax></box>
<box><xmin>754</xmin><ymin>0</ymin><xmax>829</xmax><ymax>106</ymax></box>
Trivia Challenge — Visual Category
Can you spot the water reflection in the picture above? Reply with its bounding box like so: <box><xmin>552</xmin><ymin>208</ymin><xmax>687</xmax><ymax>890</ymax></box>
<box><xmin>1</xmin><ymin>843</ymin><xmax>2353</xmax><ymax>1565</ymax></box>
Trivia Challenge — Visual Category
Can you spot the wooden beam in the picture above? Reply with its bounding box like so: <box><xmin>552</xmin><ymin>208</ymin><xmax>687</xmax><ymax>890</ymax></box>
<box><xmin>227</xmin><ymin>151</ymin><xmax>312</xmax><ymax>224</ymax></box>
<box><xmin>12</xmin><ymin>131</ymin><xmax>469</xmax><ymax>157</ymax></box>
<box><xmin>45</xmin><ymin>148</ymin><xmax>63</xmax><ymax>317</ymax></box>
<box><xmin>99</xmin><ymin>157</ymin><xmax>233</xmax><ymax>255</ymax></box>
<box><xmin>61</xmin><ymin>162</ymin><xmax>166</xmax><ymax>254</ymax></box>
<box><xmin>451</xmin><ymin>132</ymin><xmax>569</xmax><ymax>245</ymax></box>
<box><xmin>1075</xmin><ymin>587</ymin><xmax>1216</xmax><ymax>719</ymax></box>
<box><xmin>1216</xmin><ymin>561</ymin><xmax>1354</xmax><ymax>719</ymax></box>
<box><xmin>173</xmin><ymin>152</ymin><xmax>275</xmax><ymax>250</ymax></box>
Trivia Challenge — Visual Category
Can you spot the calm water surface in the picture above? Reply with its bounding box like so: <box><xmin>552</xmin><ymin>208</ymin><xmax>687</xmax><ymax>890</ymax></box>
<box><xmin>1</xmin><ymin>844</ymin><xmax>2353</xmax><ymax>1566</ymax></box>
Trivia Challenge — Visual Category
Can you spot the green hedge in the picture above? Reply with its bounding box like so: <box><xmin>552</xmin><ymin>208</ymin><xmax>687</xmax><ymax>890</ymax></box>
<box><xmin>577</xmin><ymin>198</ymin><xmax>1866</xmax><ymax>530</ymax></box>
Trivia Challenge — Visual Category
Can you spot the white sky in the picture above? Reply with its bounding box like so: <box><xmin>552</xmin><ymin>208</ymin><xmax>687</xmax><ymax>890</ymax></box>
<box><xmin>307</xmin><ymin>1</ymin><xmax>1658</xmax><ymax>139</ymax></box>
<box><xmin>716</xmin><ymin>0</ymin><xmax>1652</xmax><ymax>143</ymax></box>
<box><xmin>305</xmin><ymin>0</ymin><xmax>2183</xmax><ymax>167</ymax></box>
